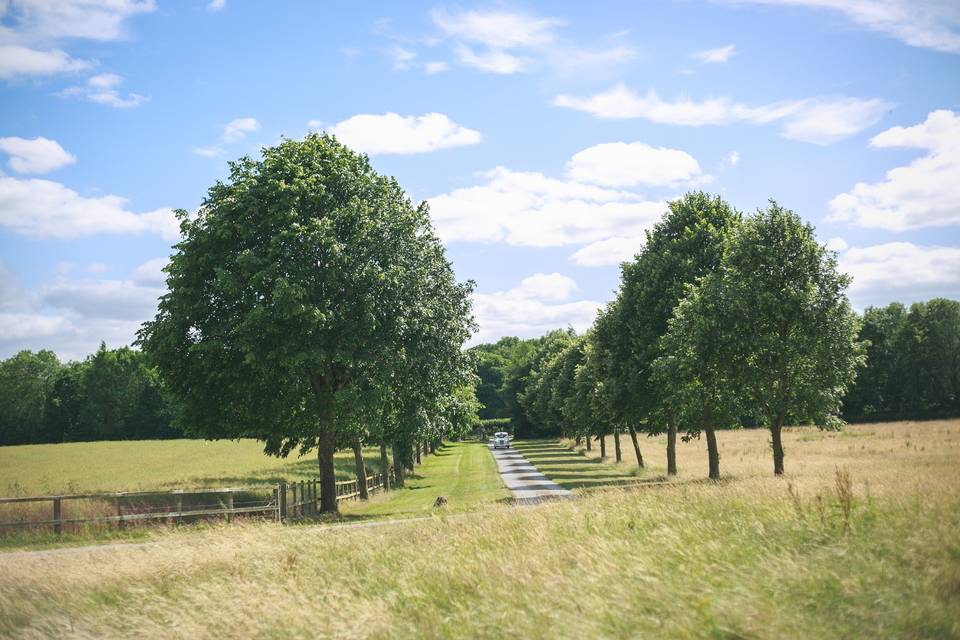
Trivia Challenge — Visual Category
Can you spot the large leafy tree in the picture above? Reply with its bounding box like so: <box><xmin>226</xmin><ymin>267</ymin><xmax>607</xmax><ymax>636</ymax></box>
<box><xmin>139</xmin><ymin>134</ymin><xmax>473</xmax><ymax>513</ymax></box>
<box><xmin>842</xmin><ymin>303</ymin><xmax>908</xmax><ymax>422</ymax></box>
<box><xmin>611</xmin><ymin>192</ymin><xmax>740</xmax><ymax>474</ymax></box>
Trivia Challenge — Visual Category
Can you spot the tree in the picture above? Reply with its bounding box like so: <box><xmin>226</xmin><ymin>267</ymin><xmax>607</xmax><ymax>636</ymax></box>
<box><xmin>892</xmin><ymin>299</ymin><xmax>960</xmax><ymax>419</ymax></box>
<box><xmin>679</xmin><ymin>202</ymin><xmax>863</xmax><ymax>476</ymax></box>
<box><xmin>842</xmin><ymin>303</ymin><xmax>907</xmax><ymax>422</ymax></box>
<box><xmin>0</xmin><ymin>350</ymin><xmax>61</xmax><ymax>445</ymax></box>
<box><xmin>139</xmin><ymin>134</ymin><xmax>473</xmax><ymax>513</ymax></box>
<box><xmin>609</xmin><ymin>192</ymin><xmax>740</xmax><ymax>475</ymax></box>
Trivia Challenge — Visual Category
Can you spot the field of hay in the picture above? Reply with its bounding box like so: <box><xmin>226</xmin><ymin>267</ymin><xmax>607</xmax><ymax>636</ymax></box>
<box><xmin>0</xmin><ymin>420</ymin><xmax>958</xmax><ymax>639</ymax></box>
<box><xmin>0</xmin><ymin>439</ymin><xmax>388</xmax><ymax>497</ymax></box>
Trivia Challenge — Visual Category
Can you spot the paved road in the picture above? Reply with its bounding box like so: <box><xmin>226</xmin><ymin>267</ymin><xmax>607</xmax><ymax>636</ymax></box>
<box><xmin>488</xmin><ymin>444</ymin><xmax>573</xmax><ymax>503</ymax></box>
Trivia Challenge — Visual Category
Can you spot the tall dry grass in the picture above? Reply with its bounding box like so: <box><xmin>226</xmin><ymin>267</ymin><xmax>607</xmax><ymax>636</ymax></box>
<box><xmin>1</xmin><ymin>421</ymin><xmax>958</xmax><ymax>638</ymax></box>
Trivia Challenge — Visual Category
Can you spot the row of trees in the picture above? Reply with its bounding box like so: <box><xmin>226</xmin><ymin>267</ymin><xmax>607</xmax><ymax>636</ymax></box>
<box><xmin>479</xmin><ymin>193</ymin><xmax>876</xmax><ymax>480</ymax></box>
<box><xmin>0</xmin><ymin>344</ymin><xmax>181</xmax><ymax>446</ymax></box>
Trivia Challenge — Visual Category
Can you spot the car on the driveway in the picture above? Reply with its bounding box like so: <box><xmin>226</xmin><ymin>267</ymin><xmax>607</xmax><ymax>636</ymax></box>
<box><xmin>493</xmin><ymin>431</ymin><xmax>510</xmax><ymax>449</ymax></box>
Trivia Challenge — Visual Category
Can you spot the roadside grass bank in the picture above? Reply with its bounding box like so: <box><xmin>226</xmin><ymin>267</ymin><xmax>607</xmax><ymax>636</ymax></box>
<box><xmin>340</xmin><ymin>441</ymin><xmax>508</xmax><ymax>519</ymax></box>
<box><xmin>1</xmin><ymin>453</ymin><xmax>957</xmax><ymax>639</ymax></box>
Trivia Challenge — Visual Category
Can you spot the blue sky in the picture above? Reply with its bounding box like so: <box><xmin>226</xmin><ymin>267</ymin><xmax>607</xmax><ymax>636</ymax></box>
<box><xmin>1</xmin><ymin>0</ymin><xmax>959</xmax><ymax>360</ymax></box>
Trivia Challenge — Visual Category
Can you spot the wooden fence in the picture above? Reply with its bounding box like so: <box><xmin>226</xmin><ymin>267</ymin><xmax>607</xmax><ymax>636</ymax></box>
<box><xmin>0</xmin><ymin>473</ymin><xmax>385</xmax><ymax>534</ymax></box>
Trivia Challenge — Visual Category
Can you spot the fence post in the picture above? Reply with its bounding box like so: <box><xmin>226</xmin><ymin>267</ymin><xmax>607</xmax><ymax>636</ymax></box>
<box><xmin>278</xmin><ymin>481</ymin><xmax>287</xmax><ymax>523</ymax></box>
<box><xmin>116</xmin><ymin>495</ymin><xmax>124</xmax><ymax>530</ymax></box>
<box><xmin>52</xmin><ymin>497</ymin><xmax>62</xmax><ymax>535</ymax></box>
<box><xmin>225</xmin><ymin>491</ymin><xmax>234</xmax><ymax>524</ymax></box>
<box><xmin>299</xmin><ymin>481</ymin><xmax>305</xmax><ymax>517</ymax></box>
<box><xmin>312</xmin><ymin>480</ymin><xmax>318</xmax><ymax>515</ymax></box>
<box><xmin>175</xmin><ymin>493</ymin><xmax>183</xmax><ymax>525</ymax></box>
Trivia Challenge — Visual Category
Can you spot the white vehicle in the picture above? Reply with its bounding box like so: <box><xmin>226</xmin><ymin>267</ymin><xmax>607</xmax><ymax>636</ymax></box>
<box><xmin>493</xmin><ymin>431</ymin><xmax>510</xmax><ymax>449</ymax></box>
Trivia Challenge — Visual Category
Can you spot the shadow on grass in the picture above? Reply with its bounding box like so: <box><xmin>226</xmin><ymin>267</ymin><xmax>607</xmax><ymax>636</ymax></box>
<box><xmin>511</xmin><ymin>439</ymin><xmax>649</xmax><ymax>491</ymax></box>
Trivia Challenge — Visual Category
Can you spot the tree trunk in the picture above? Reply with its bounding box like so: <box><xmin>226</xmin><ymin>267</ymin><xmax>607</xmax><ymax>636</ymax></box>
<box><xmin>318</xmin><ymin>425</ymin><xmax>338</xmax><ymax>513</ymax></box>
<box><xmin>415</xmin><ymin>443</ymin><xmax>422</xmax><ymax>465</ymax></box>
<box><xmin>599</xmin><ymin>432</ymin><xmax>606</xmax><ymax>459</ymax></box>
<box><xmin>667</xmin><ymin>421</ymin><xmax>677</xmax><ymax>476</ymax></box>
<box><xmin>704</xmin><ymin>407</ymin><xmax>720</xmax><ymax>480</ymax></box>
<box><xmin>628</xmin><ymin>426</ymin><xmax>644</xmax><ymax>469</ymax></box>
<box><xmin>614</xmin><ymin>428</ymin><xmax>622</xmax><ymax>463</ymax></box>
<box><xmin>391</xmin><ymin>443</ymin><xmax>405</xmax><ymax>487</ymax></box>
<box><xmin>771</xmin><ymin>416</ymin><xmax>785</xmax><ymax>476</ymax></box>
<box><xmin>575</xmin><ymin>435</ymin><xmax>582</xmax><ymax>448</ymax></box>
<box><xmin>352</xmin><ymin>437</ymin><xmax>369</xmax><ymax>500</ymax></box>
<box><xmin>585</xmin><ymin>434</ymin><xmax>592</xmax><ymax>451</ymax></box>
<box><xmin>379</xmin><ymin>441</ymin><xmax>391</xmax><ymax>490</ymax></box>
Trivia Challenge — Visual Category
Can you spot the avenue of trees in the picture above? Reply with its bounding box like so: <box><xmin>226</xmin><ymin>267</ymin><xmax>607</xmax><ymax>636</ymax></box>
<box><xmin>472</xmin><ymin>193</ymin><xmax>960</xmax><ymax>479</ymax></box>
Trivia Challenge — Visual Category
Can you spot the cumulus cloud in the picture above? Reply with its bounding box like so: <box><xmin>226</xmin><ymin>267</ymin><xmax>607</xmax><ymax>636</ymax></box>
<box><xmin>0</xmin><ymin>176</ymin><xmax>179</xmax><ymax>239</ymax></box>
<box><xmin>828</xmin><ymin>110</ymin><xmax>960</xmax><ymax>230</ymax></box>
<box><xmin>0</xmin><ymin>137</ymin><xmax>75</xmax><ymax>174</ymax></box>
<box><xmin>0</xmin><ymin>258</ymin><xmax>167</xmax><ymax>360</ymax></box>
<box><xmin>222</xmin><ymin>117</ymin><xmax>260</xmax><ymax>143</ymax></box>
<box><xmin>838</xmin><ymin>242</ymin><xmax>960</xmax><ymax>307</ymax></box>
<box><xmin>569</xmin><ymin>236</ymin><xmax>646</xmax><ymax>267</ymax></box>
<box><xmin>428</xmin><ymin>166</ymin><xmax>665</xmax><ymax>248</ymax></box>
<box><xmin>471</xmin><ymin>273</ymin><xmax>602</xmax><ymax>344</ymax></box>
<box><xmin>720</xmin><ymin>0</ymin><xmax>960</xmax><ymax>54</ymax></box>
<box><xmin>59</xmin><ymin>73</ymin><xmax>149</xmax><ymax>108</ymax></box>
<box><xmin>565</xmin><ymin>141</ymin><xmax>706</xmax><ymax>188</ymax></box>
<box><xmin>554</xmin><ymin>84</ymin><xmax>892</xmax><ymax>144</ymax></box>
<box><xmin>0</xmin><ymin>45</ymin><xmax>90</xmax><ymax>79</ymax></box>
<box><xmin>0</xmin><ymin>1</ymin><xmax>154</xmax><ymax>80</ymax></box>
<box><xmin>694</xmin><ymin>44</ymin><xmax>736</xmax><ymax>63</ymax></box>
<box><xmin>329</xmin><ymin>112</ymin><xmax>481</xmax><ymax>155</ymax></box>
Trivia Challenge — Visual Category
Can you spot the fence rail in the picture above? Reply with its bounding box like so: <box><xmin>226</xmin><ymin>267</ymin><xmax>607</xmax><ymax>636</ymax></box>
<box><xmin>0</xmin><ymin>472</ymin><xmax>386</xmax><ymax>534</ymax></box>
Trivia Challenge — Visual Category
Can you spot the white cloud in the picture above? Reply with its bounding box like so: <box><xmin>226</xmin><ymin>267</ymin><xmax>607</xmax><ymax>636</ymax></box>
<box><xmin>554</xmin><ymin>84</ymin><xmax>892</xmax><ymax>144</ymax></box>
<box><xmin>0</xmin><ymin>176</ymin><xmax>179</xmax><ymax>239</ymax></box>
<box><xmin>452</xmin><ymin>43</ymin><xmax>530</xmax><ymax>74</ymax></box>
<box><xmin>329</xmin><ymin>112</ymin><xmax>481</xmax><ymax>155</ymax></box>
<box><xmin>86</xmin><ymin>263</ymin><xmax>108</xmax><ymax>274</ymax></box>
<box><xmin>694</xmin><ymin>44</ymin><xmax>736</xmax><ymax>63</ymax></box>
<box><xmin>513</xmin><ymin>273</ymin><xmax>579</xmax><ymax>301</ymax></box>
<box><xmin>727</xmin><ymin>151</ymin><xmax>741</xmax><ymax>165</ymax></box>
<box><xmin>0</xmin><ymin>137</ymin><xmax>75</xmax><ymax>174</ymax></box>
<box><xmin>825</xmin><ymin>236</ymin><xmax>848</xmax><ymax>251</ymax></box>
<box><xmin>431</xmin><ymin>8</ymin><xmax>564</xmax><ymax>49</ymax></box>
<box><xmin>306</xmin><ymin>119</ymin><xmax>324</xmax><ymax>130</ymax></box>
<box><xmin>0</xmin><ymin>45</ymin><xmax>90</xmax><ymax>79</ymax></box>
<box><xmin>423</xmin><ymin>7</ymin><xmax>631</xmax><ymax>76</ymax></box>
<box><xmin>389</xmin><ymin>46</ymin><xmax>416</xmax><ymax>70</ymax></box>
<box><xmin>222</xmin><ymin>117</ymin><xmax>260</xmax><ymax>143</ymax></box>
<box><xmin>565</xmin><ymin>141</ymin><xmax>706</xmax><ymax>188</ymax></box>
<box><xmin>191</xmin><ymin>145</ymin><xmax>224</xmax><ymax>158</ymax></box>
<box><xmin>208</xmin><ymin>0</ymin><xmax>226</xmax><ymax>11</ymax></box>
<box><xmin>569</xmin><ymin>236</ymin><xmax>646</xmax><ymax>267</ymax></box>
<box><xmin>1</xmin><ymin>0</ymin><xmax>156</xmax><ymax>42</ymax></box>
<box><xmin>828</xmin><ymin>109</ymin><xmax>960</xmax><ymax>230</ymax></box>
<box><xmin>0</xmin><ymin>258</ymin><xmax>168</xmax><ymax>361</ymax></box>
<box><xmin>838</xmin><ymin>242</ymin><xmax>960</xmax><ymax>307</ymax></box>
<box><xmin>60</xmin><ymin>73</ymin><xmax>149</xmax><ymax>108</ymax></box>
<box><xmin>471</xmin><ymin>273</ymin><xmax>601</xmax><ymax>344</ymax></box>
<box><xmin>0</xmin><ymin>1</ymin><xmax>153</xmax><ymax>81</ymax></box>
<box><xmin>132</xmin><ymin>257</ymin><xmax>168</xmax><ymax>286</ymax></box>
<box><xmin>423</xmin><ymin>61</ymin><xmax>449</xmax><ymax>74</ymax></box>
<box><xmin>722</xmin><ymin>0</ymin><xmax>960</xmax><ymax>54</ymax></box>
<box><xmin>428</xmin><ymin>166</ymin><xmax>665</xmax><ymax>248</ymax></box>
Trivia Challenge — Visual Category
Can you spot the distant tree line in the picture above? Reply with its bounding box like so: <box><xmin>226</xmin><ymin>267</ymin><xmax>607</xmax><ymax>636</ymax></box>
<box><xmin>0</xmin><ymin>343</ymin><xmax>182</xmax><ymax>446</ymax></box>
<box><xmin>471</xmin><ymin>192</ymin><xmax>959</xmax><ymax>479</ymax></box>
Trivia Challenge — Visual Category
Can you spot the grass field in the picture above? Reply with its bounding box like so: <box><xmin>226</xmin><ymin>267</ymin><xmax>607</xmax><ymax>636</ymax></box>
<box><xmin>341</xmin><ymin>441</ymin><xmax>508</xmax><ymax>519</ymax></box>
<box><xmin>0</xmin><ymin>439</ymin><xmax>389</xmax><ymax>496</ymax></box>
<box><xmin>1</xmin><ymin>421</ymin><xmax>958</xmax><ymax>638</ymax></box>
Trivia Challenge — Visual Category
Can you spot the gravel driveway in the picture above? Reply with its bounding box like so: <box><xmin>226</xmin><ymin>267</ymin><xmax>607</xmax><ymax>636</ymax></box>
<box><xmin>488</xmin><ymin>443</ymin><xmax>573</xmax><ymax>503</ymax></box>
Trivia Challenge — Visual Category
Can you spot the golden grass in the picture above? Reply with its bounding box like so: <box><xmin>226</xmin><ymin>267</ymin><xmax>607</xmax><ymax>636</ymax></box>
<box><xmin>0</xmin><ymin>421</ymin><xmax>958</xmax><ymax>639</ymax></box>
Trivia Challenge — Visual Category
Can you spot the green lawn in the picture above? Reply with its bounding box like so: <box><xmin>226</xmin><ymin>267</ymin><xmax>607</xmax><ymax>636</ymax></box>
<box><xmin>0</xmin><ymin>439</ymin><xmax>387</xmax><ymax>496</ymax></box>
<box><xmin>511</xmin><ymin>439</ymin><xmax>652</xmax><ymax>490</ymax></box>
<box><xmin>341</xmin><ymin>440</ymin><xmax>508</xmax><ymax>519</ymax></box>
